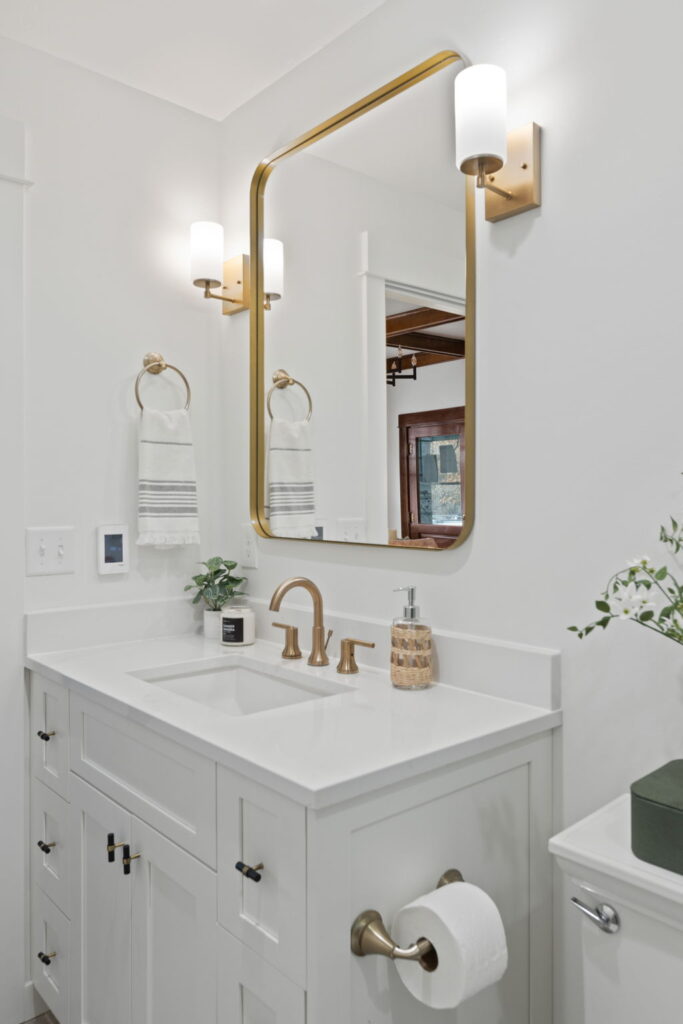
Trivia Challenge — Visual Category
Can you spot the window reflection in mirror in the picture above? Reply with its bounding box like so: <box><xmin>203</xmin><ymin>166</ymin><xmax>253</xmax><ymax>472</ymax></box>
<box><xmin>257</xmin><ymin>56</ymin><xmax>472</xmax><ymax>549</ymax></box>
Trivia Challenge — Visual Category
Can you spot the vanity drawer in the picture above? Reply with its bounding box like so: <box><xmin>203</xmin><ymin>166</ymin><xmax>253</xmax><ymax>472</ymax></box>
<box><xmin>217</xmin><ymin>925</ymin><xmax>306</xmax><ymax>1024</ymax></box>
<box><xmin>30</xmin><ymin>673</ymin><xmax>69</xmax><ymax>799</ymax></box>
<box><xmin>70</xmin><ymin>693</ymin><xmax>217</xmax><ymax>867</ymax></box>
<box><xmin>31</xmin><ymin>779</ymin><xmax>69</xmax><ymax>916</ymax></box>
<box><xmin>31</xmin><ymin>885</ymin><xmax>70</xmax><ymax>1024</ymax></box>
<box><xmin>217</xmin><ymin>767</ymin><xmax>307</xmax><ymax>988</ymax></box>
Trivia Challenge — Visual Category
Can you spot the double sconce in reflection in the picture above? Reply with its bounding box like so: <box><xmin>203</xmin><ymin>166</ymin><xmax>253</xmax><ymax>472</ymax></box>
<box><xmin>455</xmin><ymin>64</ymin><xmax>541</xmax><ymax>222</ymax></box>
<box><xmin>190</xmin><ymin>221</ymin><xmax>283</xmax><ymax>316</ymax></box>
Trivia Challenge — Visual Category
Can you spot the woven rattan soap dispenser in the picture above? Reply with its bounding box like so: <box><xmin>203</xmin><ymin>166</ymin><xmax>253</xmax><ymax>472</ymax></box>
<box><xmin>390</xmin><ymin>585</ymin><xmax>432</xmax><ymax>690</ymax></box>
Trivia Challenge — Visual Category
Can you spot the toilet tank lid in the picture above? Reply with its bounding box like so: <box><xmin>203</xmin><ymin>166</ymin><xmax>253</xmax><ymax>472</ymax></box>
<box><xmin>631</xmin><ymin>760</ymin><xmax>683</xmax><ymax>812</ymax></box>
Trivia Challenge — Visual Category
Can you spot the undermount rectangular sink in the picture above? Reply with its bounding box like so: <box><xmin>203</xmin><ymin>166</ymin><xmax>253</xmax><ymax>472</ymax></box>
<box><xmin>131</xmin><ymin>661</ymin><xmax>349</xmax><ymax>717</ymax></box>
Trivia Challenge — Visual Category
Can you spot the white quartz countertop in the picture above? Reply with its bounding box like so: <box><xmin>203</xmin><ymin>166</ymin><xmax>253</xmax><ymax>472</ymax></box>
<box><xmin>27</xmin><ymin>635</ymin><xmax>561</xmax><ymax>808</ymax></box>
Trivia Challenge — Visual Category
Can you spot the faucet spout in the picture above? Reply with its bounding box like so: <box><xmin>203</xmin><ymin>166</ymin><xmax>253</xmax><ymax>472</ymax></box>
<box><xmin>269</xmin><ymin>577</ymin><xmax>330</xmax><ymax>666</ymax></box>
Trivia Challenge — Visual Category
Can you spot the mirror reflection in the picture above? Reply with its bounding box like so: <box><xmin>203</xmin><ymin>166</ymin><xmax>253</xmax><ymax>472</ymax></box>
<box><xmin>257</xmin><ymin>56</ymin><xmax>472</xmax><ymax>548</ymax></box>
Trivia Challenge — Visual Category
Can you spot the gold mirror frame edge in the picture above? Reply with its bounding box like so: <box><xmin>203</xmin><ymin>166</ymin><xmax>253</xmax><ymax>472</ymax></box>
<box><xmin>249</xmin><ymin>50</ymin><xmax>476</xmax><ymax>551</ymax></box>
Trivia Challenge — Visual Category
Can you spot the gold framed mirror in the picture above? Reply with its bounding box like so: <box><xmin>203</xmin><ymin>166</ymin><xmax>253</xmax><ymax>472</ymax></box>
<box><xmin>250</xmin><ymin>51</ymin><xmax>475</xmax><ymax>550</ymax></box>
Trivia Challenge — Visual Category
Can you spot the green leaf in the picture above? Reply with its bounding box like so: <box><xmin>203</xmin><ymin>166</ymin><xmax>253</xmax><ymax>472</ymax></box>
<box><xmin>595</xmin><ymin>600</ymin><xmax>610</xmax><ymax>613</ymax></box>
<box><xmin>655</xmin><ymin>566</ymin><xmax>668</xmax><ymax>580</ymax></box>
<box><xmin>639</xmin><ymin>610</ymin><xmax>655</xmax><ymax>622</ymax></box>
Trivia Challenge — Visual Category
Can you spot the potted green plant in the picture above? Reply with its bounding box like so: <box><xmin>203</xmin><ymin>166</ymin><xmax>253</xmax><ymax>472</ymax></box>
<box><xmin>185</xmin><ymin>557</ymin><xmax>247</xmax><ymax>639</ymax></box>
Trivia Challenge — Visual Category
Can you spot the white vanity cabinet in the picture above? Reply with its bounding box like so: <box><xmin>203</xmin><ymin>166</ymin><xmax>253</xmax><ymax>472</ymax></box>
<box><xmin>28</xmin><ymin>669</ymin><xmax>555</xmax><ymax>1024</ymax></box>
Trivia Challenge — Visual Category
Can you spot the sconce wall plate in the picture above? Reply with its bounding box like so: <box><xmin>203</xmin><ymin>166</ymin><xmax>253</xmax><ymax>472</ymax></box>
<box><xmin>221</xmin><ymin>254</ymin><xmax>250</xmax><ymax>315</ymax></box>
<box><xmin>484</xmin><ymin>122</ymin><xmax>541</xmax><ymax>222</ymax></box>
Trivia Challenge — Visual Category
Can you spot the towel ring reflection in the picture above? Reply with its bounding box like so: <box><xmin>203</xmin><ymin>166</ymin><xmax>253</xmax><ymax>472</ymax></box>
<box><xmin>135</xmin><ymin>352</ymin><xmax>191</xmax><ymax>411</ymax></box>
<box><xmin>266</xmin><ymin>369</ymin><xmax>312</xmax><ymax>422</ymax></box>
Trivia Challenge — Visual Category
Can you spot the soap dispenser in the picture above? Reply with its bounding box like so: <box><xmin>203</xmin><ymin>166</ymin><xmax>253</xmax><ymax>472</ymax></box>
<box><xmin>391</xmin><ymin>585</ymin><xmax>432</xmax><ymax>690</ymax></box>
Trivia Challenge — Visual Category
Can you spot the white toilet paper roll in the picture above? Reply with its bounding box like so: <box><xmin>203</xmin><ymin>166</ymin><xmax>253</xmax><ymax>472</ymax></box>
<box><xmin>393</xmin><ymin>881</ymin><xmax>508</xmax><ymax>1009</ymax></box>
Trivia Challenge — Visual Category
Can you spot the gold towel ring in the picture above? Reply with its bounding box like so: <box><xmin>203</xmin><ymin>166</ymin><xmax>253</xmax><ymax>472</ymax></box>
<box><xmin>135</xmin><ymin>352</ymin><xmax>191</xmax><ymax>411</ymax></box>
<box><xmin>266</xmin><ymin>369</ymin><xmax>312</xmax><ymax>422</ymax></box>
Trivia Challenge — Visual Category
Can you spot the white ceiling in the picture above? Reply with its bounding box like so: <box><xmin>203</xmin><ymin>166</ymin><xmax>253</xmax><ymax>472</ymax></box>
<box><xmin>0</xmin><ymin>0</ymin><xmax>386</xmax><ymax>120</ymax></box>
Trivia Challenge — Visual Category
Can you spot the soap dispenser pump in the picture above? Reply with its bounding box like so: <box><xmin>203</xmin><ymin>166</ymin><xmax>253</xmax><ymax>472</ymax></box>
<box><xmin>391</xmin><ymin>585</ymin><xmax>432</xmax><ymax>690</ymax></box>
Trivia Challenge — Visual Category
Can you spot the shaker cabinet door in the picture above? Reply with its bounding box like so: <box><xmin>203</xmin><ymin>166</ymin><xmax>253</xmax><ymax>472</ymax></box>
<box><xmin>69</xmin><ymin>774</ymin><xmax>133</xmax><ymax>1024</ymax></box>
<box><xmin>31</xmin><ymin>672</ymin><xmax>70</xmax><ymax>799</ymax></box>
<box><xmin>217</xmin><ymin>767</ymin><xmax>307</xmax><ymax>987</ymax></box>
<box><xmin>130</xmin><ymin>816</ymin><xmax>217</xmax><ymax>1024</ymax></box>
<box><xmin>217</xmin><ymin>925</ymin><xmax>306</xmax><ymax>1024</ymax></box>
<box><xmin>31</xmin><ymin>885</ymin><xmax>70</xmax><ymax>1024</ymax></box>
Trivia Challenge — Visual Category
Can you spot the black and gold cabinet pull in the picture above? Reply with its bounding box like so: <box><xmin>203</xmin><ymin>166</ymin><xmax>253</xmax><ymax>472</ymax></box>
<box><xmin>37</xmin><ymin>951</ymin><xmax>56</xmax><ymax>966</ymax></box>
<box><xmin>37</xmin><ymin>840</ymin><xmax>56</xmax><ymax>855</ymax></box>
<box><xmin>36</xmin><ymin>730</ymin><xmax>56</xmax><ymax>742</ymax></box>
<box><xmin>122</xmin><ymin>844</ymin><xmax>141</xmax><ymax>875</ymax></box>
<box><xmin>106</xmin><ymin>832</ymin><xmax>125</xmax><ymax>863</ymax></box>
<box><xmin>235</xmin><ymin>861</ymin><xmax>264</xmax><ymax>882</ymax></box>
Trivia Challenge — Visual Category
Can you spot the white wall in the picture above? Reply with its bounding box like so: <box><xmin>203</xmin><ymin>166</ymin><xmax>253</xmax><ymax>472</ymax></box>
<box><xmin>215</xmin><ymin>4</ymin><xmax>683</xmax><ymax>1021</ymax></box>
<box><xmin>0</xmin><ymin>37</ymin><xmax>223</xmax><ymax>1024</ymax></box>
<box><xmin>0</xmin><ymin>115</ymin><xmax>30</xmax><ymax>1024</ymax></box>
<box><xmin>0</xmin><ymin>36</ymin><xmax>225</xmax><ymax>614</ymax></box>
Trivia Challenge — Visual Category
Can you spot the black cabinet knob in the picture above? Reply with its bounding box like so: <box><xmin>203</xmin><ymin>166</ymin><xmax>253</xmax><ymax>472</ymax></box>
<box><xmin>37</xmin><ymin>840</ymin><xmax>55</xmax><ymax>855</ymax></box>
<box><xmin>37</xmin><ymin>951</ymin><xmax>56</xmax><ymax>965</ymax></box>
<box><xmin>36</xmin><ymin>730</ymin><xmax>55</xmax><ymax>742</ymax></box>
<box><xmin>122</xmin><ymin>844</ymin><xmax>141</xmax><ymax>875</ymax></box>
<box><xmin>106</xmin><ymin>832</ymin><xmax>124</xmax><ymax>863</ymax></box>
<box><xmin>235</xmin><ymin>860</ymin><xmax>264</xmax><ymax>882</ymax></box>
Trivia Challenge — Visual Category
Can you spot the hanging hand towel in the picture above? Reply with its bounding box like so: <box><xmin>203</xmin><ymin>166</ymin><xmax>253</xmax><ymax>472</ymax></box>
<box><xmin>137</xmin><ymin>408</ymin><xmax>200</xmax><ymax>547</ymax></box>
<box><xmin>266</xmin><ymin>418</ymin><xmax>318</xmax><ymax>538</ymax></box>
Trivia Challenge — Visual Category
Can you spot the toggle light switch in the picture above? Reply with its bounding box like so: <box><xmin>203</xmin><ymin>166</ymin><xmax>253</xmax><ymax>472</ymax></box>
<box><xmin>25</xmin><ymin>527</ymin><xmax>76</xmax><ymax>576</ymax></box>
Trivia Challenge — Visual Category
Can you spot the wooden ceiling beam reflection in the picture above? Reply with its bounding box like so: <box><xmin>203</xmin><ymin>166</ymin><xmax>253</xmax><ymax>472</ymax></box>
<box><xmin>386</xmin><ymin>332</ymin><xmax>465</xmax><ymax>357</ymax></box>
<box><xmin>386</xmin><ymin>306</ymin><xmax>465</xmax><ymax>338</ymax></box>
<box><xmin>386</xmin><ymin>351</ymin><xmax>459</xmax><ymax>374</ymax></box>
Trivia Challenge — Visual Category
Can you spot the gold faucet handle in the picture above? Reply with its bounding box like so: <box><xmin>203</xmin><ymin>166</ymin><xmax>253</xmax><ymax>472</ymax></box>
<box><xmin>337</xmin><ymin>638</ymin><xmax>375</xmax><ymax>675</ymax></box>
<box><xmin>272</xmin><ymin>622</ymin><xmax>302</xmax><ymax>660</ymax></box>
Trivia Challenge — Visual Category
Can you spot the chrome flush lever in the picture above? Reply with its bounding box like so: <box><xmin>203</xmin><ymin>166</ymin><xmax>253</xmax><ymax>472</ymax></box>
<box><xmin>570</xmin><ymin>897</ymin><xmax>620</xmax><ymax>934</ymax></box>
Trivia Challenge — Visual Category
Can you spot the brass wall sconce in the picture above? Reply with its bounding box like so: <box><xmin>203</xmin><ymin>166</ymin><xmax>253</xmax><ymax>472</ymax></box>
<box><xmin>190</xmin><ymin>222</ymin><xmax>283</xmax><ymax>314</ymax></box>
<box><xmin>455</xmin><ymin>65</ymin><xmax>541</xmax><ymax>223</ymax></box>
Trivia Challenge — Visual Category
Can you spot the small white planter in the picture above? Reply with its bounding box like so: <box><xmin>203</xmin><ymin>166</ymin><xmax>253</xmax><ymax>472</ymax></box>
<box><xmin>203</xmin><ymin>609</ymin><xmax>223</xmax><ymax>640</ymax></box>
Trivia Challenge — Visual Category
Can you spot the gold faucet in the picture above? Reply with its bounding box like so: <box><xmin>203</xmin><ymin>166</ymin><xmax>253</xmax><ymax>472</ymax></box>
<box><xmin>269</xmin><ymin>577</ymin><xmax>332</xmax><ymax>666</ymax></box>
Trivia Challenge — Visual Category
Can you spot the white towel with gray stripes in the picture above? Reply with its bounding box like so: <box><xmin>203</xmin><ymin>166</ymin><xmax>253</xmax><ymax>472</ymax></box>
<box><xmin>266</xmin><ymin>418</ymin><xmax>317</xmax><ymax>538</ymax></box>
<box><xmin>137</xmin><ymin>408</ymin><xmax>200</xmax><ymax>547</ymax></box>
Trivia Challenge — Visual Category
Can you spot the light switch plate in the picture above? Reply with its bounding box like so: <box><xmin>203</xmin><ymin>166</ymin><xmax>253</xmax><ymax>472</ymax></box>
<box><xmin>240</xmin><ymin>523</ymin><xmax>259</xmax><ymax>569</ymax></box>
<box><xmin>26</xmin><ymin>526</ymin><xmax>76</xmax><ymax>576</ymax></box>
<box><xmin>337</xmin><ymin>518</ymin><xmax>367</xmax><ymax>543</ymax></box>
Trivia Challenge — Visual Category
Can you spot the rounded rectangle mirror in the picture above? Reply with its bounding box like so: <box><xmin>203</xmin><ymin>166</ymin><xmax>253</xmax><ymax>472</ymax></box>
<box><xmin>250</xmin><ymin>51</ymin><xmax>475</xmax><ymax>551</ymax></box>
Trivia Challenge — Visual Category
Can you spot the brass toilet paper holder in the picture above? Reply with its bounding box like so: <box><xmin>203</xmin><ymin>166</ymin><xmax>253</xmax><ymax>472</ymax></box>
<box><xmin>350</xmin><ymin>868</ymin><xmax>463</xmax><ymax>972</ymax></box>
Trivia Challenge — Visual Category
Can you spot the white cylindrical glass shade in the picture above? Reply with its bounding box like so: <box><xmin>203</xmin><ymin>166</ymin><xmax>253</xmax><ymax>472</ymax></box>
<box><xmin>190</xmin><ymin>221</ymin><xmax>223</xmax><ymax>286</ymax></box>
<box><xmin>263</xmin><ymin>238</ymin><xmax>284</xmax><ymax>298</ymax></box>
<box><xmin>454</xmin><ymin>64</ymin><xmax>507</xmax><ymax>175</ymax></box>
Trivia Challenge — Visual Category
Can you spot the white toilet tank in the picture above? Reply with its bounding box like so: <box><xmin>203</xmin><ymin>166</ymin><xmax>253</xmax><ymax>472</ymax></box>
<box><xmin>550</xmin><ymin>795</ymin><xmax>683</xmax><ymax>1024</ymax></box>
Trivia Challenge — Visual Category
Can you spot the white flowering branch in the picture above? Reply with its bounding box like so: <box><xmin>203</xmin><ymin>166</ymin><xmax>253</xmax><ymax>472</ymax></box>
<box><xmin>570</xmin><ymin>517</ymin><xmax>683</xmax><ymax>647</ymax></box>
